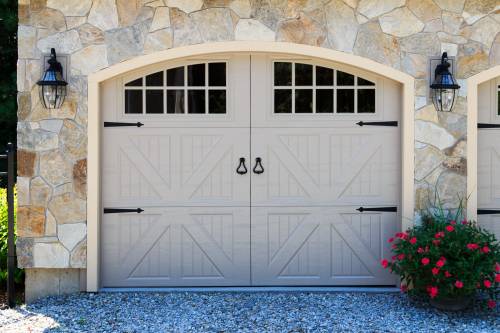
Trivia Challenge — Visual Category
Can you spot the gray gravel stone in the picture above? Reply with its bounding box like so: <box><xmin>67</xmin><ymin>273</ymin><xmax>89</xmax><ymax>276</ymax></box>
<box><xmin>0</xmin><ymin>292</ymin><xmax>498</xmax><ymax>332</ymax></box>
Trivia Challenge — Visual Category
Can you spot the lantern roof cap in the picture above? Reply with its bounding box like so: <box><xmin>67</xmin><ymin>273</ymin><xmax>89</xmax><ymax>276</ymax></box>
<box><xmin>37</xmin><ymin>48</ymin><xmax>68</xmax><ymax>86</ymax></box>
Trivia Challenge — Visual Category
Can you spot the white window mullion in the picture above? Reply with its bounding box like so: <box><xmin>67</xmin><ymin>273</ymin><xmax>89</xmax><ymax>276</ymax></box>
<box><xmin>205</xmin><ymin>63</ymin><xmax>209</xmax><ymax>114</ymax></box>
<box><xmin>141</xmin><ymin>77</ymin><xmax>146</xmax><ymax>114</ymax></box>
<box><xmin>312</xmin><ymin>64</ymin><xmax>316</xmax><ymax>113</ymax></box>
<box><xmin>333</xmin><ymin>69</ymin><xmax>337</xmax><ymax>114</ymax></box>
<box><xmin>354</xmin><ymin>75</ymin><xmax>358</xmax><ymax>114</ymax></box>
<box><xmin>292</xmin><ymin>62</ymin><xmax>295</xmax><ymax>113</ymax></box>
<box><xmin>163</xmin><ymin>70</ymin><xmax>167</xmax><ymax>114</ymax></box>
<box><xmin>184</xmin><ymin>65</ymin><xmax>188</xmax><ymax>114</ymax></box>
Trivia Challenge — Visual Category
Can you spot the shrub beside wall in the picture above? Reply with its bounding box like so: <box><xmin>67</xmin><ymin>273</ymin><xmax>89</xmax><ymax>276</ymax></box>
<box><xmin>0</xmin><ymin>187</ymin><xmax>23</xmax><ymax>286</ymax></box>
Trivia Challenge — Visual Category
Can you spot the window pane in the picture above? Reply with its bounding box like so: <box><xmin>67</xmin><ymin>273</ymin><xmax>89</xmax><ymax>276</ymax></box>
<box><xmin>209</xmin><ymin>63</ymin><xmax>226</xmax><ymax>86</ymax></box>
<box><xmin>166</xmin><ymin>90</ymin><xmax>185</xmax><ymax>114</ymax></box>
<box><xmin>274</xmin><ymin>62</ymin><xmax>292</xmax><ymax>86</ymax></box>
<box><xmin>358</xmin><ymin>77</ymin><xmax>375</xmax><ymax>86</ymax></box>
<box><xmin>295</xmin><ymin>63</ymin><xmax>312</xmax><ymax>86</ymax></box>
<box><xmin>146</xmin><ymin>71</ymin><xmax>163</xmax><ymax>86</ymax></box>
<box><xmin>274</xmin><ymin>89</ymin><xmax>292</xmax><ymax>113</ymax></box>
<box><xmin>209</xmin><ymin>90</ymin><xmax>226</xmax><ymax>114</ymax></box>
<box><xmin>316</xmin><ymin>66</ymin><xmax>333</xmax><ymax>86</ymax></box>
<box><xmin>125</xmin><ymin>78</ymin><xmax>142</xmax><ymax>87</ymax></box>
<box><xmin>146</xmin><ymin>90</ymin><xmax>163</xmax><ymax>114</ymax></box>
<box><xmin>337</xmin><ymin>89</ymin><xmax>354</xmax><ymax>113</ymax></box>
<box><xmin>295</xmin><ymin>89</ymin><xmax>312</xmax><ymax>113</ymax></box>
<box><xmin>337</xmin><ymin>71</ymin><xmax>354</xmax><ymax>86</ymax></box>
<box><xmin>125</xmin><ymin>90</ymin><xmax>142</xmax><ymax>114</ymax></box>
<box><xmin>316</xmin><ymin>89</ymin><xmax>333</xmax><ymax>113</ymax></box>
<box><xmin>358</xmin><ymin>89</ymin><xmax>375</xmax><ymax>113</ymax></box>
<box><xmin>188</xmin><ymin>64</ymin><xmax>205</xmax><ymax>86</ymax></box>
<box><xmin>188</xmin><ymin>90</ymin><xmax>205</xmax><ymax>113</ymax></box>
<box><xmin>167</xmin><ymin>66</ymin><xmax>184</xmax><ymax>86</ymax></box>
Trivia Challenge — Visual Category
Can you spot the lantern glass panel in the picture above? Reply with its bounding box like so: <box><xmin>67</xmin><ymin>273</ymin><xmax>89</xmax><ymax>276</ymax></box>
<box><xmin>432</xmin><ymin>88</ymin><xmax>455</xmax><ymax>112</ymax></box>
<box><xmin>39</xmin><ymin>84</ymin><xmax>66</xmax><ymax>109</ymax></box>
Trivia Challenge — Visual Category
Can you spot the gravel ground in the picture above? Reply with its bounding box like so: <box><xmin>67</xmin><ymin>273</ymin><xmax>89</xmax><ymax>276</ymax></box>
<box><xmin>0</xmin><ymin>292</ymin><xmax>498</xmax><ymax>332</ymax></box>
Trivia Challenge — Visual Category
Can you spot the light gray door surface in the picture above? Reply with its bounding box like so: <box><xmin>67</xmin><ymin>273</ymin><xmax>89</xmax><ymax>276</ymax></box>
<box><xmin>101</xmin><ymin>54</ymin><xmax>401</xmax><ymax>287</ymax></box>
<box><xmin>478</xmin><ymin>79</ymin><xmax>500</xmax><ymax>239</ymax></box>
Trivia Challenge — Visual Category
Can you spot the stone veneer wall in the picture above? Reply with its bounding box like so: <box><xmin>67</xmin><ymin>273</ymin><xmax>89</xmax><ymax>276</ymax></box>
<box><xmin>16</xmin><ymin>0</ymin><xmax>500</xmax><ymax>294</ymax></box>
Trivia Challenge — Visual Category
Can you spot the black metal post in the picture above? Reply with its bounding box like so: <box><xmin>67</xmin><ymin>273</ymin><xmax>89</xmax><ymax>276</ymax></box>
<box><xmin>6</xmin><ymin>143</ymin><xmax>15</xmax><ymax>308</ymax></box>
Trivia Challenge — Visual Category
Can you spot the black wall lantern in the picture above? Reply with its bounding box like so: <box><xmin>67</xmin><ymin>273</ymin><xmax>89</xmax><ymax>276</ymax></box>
<box><xmin>37</xmin><ymin>48</ymin><xmax>67</xmax><ymax>109</ymax></box>
<box><xmin>430</xmin><ymin>52</ymin><xmax>460</xmax><ymax>112</ymax></box>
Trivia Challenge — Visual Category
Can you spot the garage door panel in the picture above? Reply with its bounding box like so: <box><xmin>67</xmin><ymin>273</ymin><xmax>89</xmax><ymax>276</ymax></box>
<box><xmin>477</xmin><ymin>78</ymin><xmax>500</xmax><ymax>238</ymax></box>
<box><xmin>101</xmin><ymin>212</ymin><xmax>173</xmax><ymax>285</ymax></box>
<box><xmin>103</xmin><ymin>128</ymin><xmax>250</xmax><ymax>207</ymax></box>
<box><xmin>101</xmin><ymin>207</ymin><xmax>250</xmax><ymax>287</ymax></box>
<box><xmin>331</xmin><ymin>213</ymin><xmax>390</xmax><ymax>279</ymax></box>
<box><xmin>251</xmin><ymin>128</ymin><xmax>399</xmax><ymax>206</ymax></box>
<box><xmin>477</xmin><ymin>214</ymin><xmax>500</xmax><ymax>240</ymax></box>
<box><xmin>251</xmin><ymin>207</ymin><xmax>397</xmax><ymax>285</ymax></box>
<box><xmin>478</xmin><ymin>134</ymin><xmax>500</xmax><ymax>207</ymax></box>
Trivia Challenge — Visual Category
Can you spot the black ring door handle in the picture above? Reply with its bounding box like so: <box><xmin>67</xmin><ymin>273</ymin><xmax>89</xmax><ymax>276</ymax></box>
<box><xmin>236</xmin><ymin>157</ymin><xmax>248</xmax><ymax>175</ymax></box>
<box><xmin>253</xmin><ymin>157</ymin><xmax>264</xmax><ymax>174</ymax></box>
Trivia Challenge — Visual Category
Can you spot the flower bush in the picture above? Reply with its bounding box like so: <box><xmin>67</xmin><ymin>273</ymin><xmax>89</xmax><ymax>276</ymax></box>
<box><xmin>381</xmin><ymin>208</ymin><xmax>500</xmax><ymax>309</ymax></box>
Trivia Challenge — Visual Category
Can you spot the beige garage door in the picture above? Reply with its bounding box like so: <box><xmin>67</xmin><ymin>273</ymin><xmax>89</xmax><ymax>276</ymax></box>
<box><xmin>478</xmin><ymin>78</ymin><xmax>500</xmax><ymax>239</ymax></box>
<box><xmin>101</xmin><ymin>54</ymin><xmax>400</xmax><ymax>287</ymax></box>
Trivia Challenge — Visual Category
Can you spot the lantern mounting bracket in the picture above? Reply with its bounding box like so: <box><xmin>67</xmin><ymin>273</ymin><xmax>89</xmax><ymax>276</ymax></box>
<box><xmin>41</xmin><ymin>49</ymin><xmax>69</xmax><ymax>82</ymax></box>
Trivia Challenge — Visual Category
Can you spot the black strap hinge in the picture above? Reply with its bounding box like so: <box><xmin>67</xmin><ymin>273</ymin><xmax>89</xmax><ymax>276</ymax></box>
<box><xmin>104</xmin><ymin>122</ymin><xmax>144</xmax><ymax>127</ymax></box>
<box><xmin>356</xmin><ymin>206</ymin><xmax>397</xmax><ymax>213</ymax></box>
<box><xmin>477</xmin><ymin>209</ymin><xmax>500</xmax><ymax>215</ymax></box>
<box><xmin>356</xmin><ymin>121</ymin><xmax>398</xmax><ymax>127</ymax></box>
<box><xmin>478</xmin><ymin>123</ymin><xmax>500</xmax><ymax>129</ymax></box>
<box><xmin>104</xmin><ymin>208</ymin><xmax>144</xmax><ymax>214</ymax></box>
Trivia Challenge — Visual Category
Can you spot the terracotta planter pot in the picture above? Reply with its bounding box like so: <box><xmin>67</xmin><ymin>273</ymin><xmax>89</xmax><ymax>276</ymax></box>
<box><xmin>429</xmin><ymin>295</ymin><xmax>473</xmax><ymax>311</ymax></box>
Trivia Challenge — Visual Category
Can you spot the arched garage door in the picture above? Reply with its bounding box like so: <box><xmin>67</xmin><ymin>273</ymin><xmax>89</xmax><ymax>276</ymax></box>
<box><xmin>100</xmin><ymin>54</ymin><xmax>401</xmax><ymax>287</ymax></box>
<box><xmin>477</xmin><ymin>77</ymin><xmax>500</xmax><ymax>239</ymax></box>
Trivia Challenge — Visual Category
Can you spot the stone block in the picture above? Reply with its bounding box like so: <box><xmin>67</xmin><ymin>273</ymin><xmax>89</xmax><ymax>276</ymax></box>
<box><xmin>70</xmin><ymin>240</ymin><xmax>87</xmax><ymax>268</ymax></box>
<box><xmin>191</xmin><ymin>8</ymin><xmax>234</xmax><ymax>42</ymax></box>
<box><xmin>143</xmin><ymin>29</ymin><xmax>173</xmax><ymax>54</ymax></box>
<box><xmin>48</xmin><ymin>193</ymin><xmax>86</xmax><ymax>224</ymax></box>
<box><xmin>18</xmin><ymin>149</ymin><xmax>36</xmax><ymax>177</ymax></box>
<box><xmin>325</xmin><ymin>0</ymin><xmax>358</xmax><ymax>52</ymax></box>
<box><xmin>47</xmin><ymin>0</ymin><xmax>92</xmax><ymax>16</ymax></box>
<box><xmin>40</xmin><ymin>151</ymin><xmax>72</xmax><ymax>186</ymax></box>
<box><xmin>30</xmin><ymin>176</ymin><xmax>52</xmax><ymax>206</ymax></box>
<box><xmin>165</xmin><ymin>0</ymin><xmax>203</xmax><ymax>14</ymax></box>
<box><xmin>235</xmin><ymin>19</ymin><xmax>275</xmax><ymax>41</ymax></box>
<box><xmin>73</xmin><ymin>159</ymin><xmax>87</xmax><ymax>198</ymax></box>
<box><xmin>17</xmin><ymin>206</ymin><xmax>46</xmax><ymax>237</ymax></box>
<box><xmin>58</xmin><ymin>223</ymin><xmax>86</xmax><ymax>251</ymax></box>
<box><xmin>276</xmin><ymin>14</ymin><xmax>326</xmax><ymax>46</ymax></box>
<box><xmin>37</xmin><ymin>30</ymin><xmax>82</xmax><ymax>54</ymax></box>
<box><xmin>33</xmin><ymin>242</ymin><xmax>70</xmax><ymax>267</ymax></box>
<box><xmin>88</xmin><ymin>0</ymin><xmax>119</xmax><ymax>31</ymax></box>
<box><xmin>358</xmin><ymin>0</ymin><xmax>405</xmax><ymax>19</ymax></box>
<box><xmin>24</xmin><ymin>268</ymin><xmax>82</xmax><ymax>303</ymax></box>
<box><xmin>16</xmin><ymin>237</ymin><xmax>34</xmax><ymax>268</ymax></box>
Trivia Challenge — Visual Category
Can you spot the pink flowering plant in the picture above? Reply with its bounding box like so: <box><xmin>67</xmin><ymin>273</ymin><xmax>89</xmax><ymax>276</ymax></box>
<box><xmin>381</xmin><ymin>205</ymin><xmax>500</xmax><ymax>309</ymax></box>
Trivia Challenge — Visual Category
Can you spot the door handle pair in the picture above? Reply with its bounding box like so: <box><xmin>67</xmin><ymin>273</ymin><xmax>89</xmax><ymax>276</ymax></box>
<box><xmin>236</xmin><ymin>157</ymin><xmax>264</xmax><ymax>175</ymax></box>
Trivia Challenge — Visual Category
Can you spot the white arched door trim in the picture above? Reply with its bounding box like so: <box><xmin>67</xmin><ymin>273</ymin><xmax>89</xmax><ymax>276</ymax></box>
<box><xmin>466</xmin><ymin>65</ymin><xmax>500</xmax><ymax>221</ymax></box>
<box><xmin>87</xmin><ymin>41</ymin><xmax>415</xmax><ymax>291</ymax></box>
